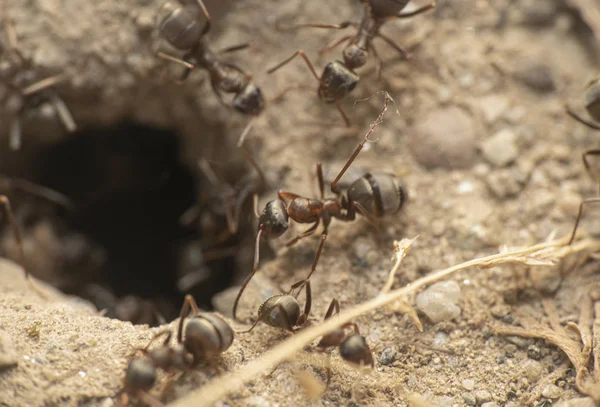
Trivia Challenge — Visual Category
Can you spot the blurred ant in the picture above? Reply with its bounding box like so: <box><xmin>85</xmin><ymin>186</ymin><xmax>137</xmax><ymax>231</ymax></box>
<box><xmin>238</xmin><ymin>280</ymin><xmax>312</xmax><ymax>333</ymax></box>
<box><xmin>566</xmin><ymin>78</ymin><xmax>600</xmax><ymax>244</ymax></box>
<box><xmin>1</xmin><ymin>9</ymin><xmax>76</xmax><ymax>149</ymax></box>
<box><xmin>232</xmin><ymin>92</ymin><xmax>406</xmax><ymax>319</ymax></box>
<box><xmin>316</xmin><ymin>299</ymin><xmax>374</xmax><ymax>388</ymax></box>
<box><xmin>119</xmin><ymin>329</ymin><xmax>190</xmax><ymax>407</ymax></box>
<box><xmin>119</xmin><ymin>295</ymin><xmax>233</xmax><ymax>406</ymax></box>
<box><xmin>156</xmin><ymin>0</ymin><xmax>274</xmax><ymax>146</ymax></box>
<box><xmin>268</xmin><ymin>0</ymin><xmax>435</xmax><ymax>126</ymax></box>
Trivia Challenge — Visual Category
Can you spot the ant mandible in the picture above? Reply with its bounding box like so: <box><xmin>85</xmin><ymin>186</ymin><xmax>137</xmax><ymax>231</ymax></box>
<box><xmin>232</xmin><ymin>92</ymin><xmax>406</xmax><ymax>319</ymax></box>
<box><xmin>267</xmin><ymin>0</ymin><xmax>435</xmax><ymax>126</ymax></box>
<box><xmin>566</xmin><ymin>78</ymin><xmax>600</xmax><ymax>244</ymax></box>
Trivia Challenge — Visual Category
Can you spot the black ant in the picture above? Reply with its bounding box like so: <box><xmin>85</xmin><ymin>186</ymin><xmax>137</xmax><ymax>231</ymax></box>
<box><xmin>566</xmin><ymin>78</ymin><xmax>600</xmax><ymax>244</ymax></box>
<box><xmin>238</xmin><ymin>280</ymin><xmax>312</xmax><ymax>333</ymax></box>
<box><xmin>155</xmin><ymin>0</ymin><xmax>274</xmax><ymax>147</ymax></box>
<box><xmin>267</xmin><ymin>0</ymin><xmax>435</xmax><ymax>126</ymax></box>
<box><xmin>316</xmin><ymin>299</ymin><xmax>374</xmax><ymax>388</ymax></box>
<box><xmin>1</xmin><ymin>8</ymin><xmax>76</xmax><ymax>149</ymax></box>
<box><xmin>119</xmin><ymin>295</ymin><xmax>234</xmax><ymax>406</ymax></box>
<box><xmin>232</xmin><ymin>92</ymin><xmax>406</xmax><ymax>319</ymax></box>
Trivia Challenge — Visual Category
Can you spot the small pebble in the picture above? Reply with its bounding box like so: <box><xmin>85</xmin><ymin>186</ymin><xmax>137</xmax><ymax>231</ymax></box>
<box><xmin>475</xmin><ymin>390</ymin><xmax>492</xmax><ymax>404</ymax></box>
<box><xmin>514</xmin><ymin>61</ymin><xmax>556</xmax><ymax>93</ymax></box>
<box><xmin>0</xmin><ymin>329</ymin><xmax>18</xmax><ymax>370</ymax></box>
<box><xmin>479</xmin><ymin>94</ymin><xmax>509</xmax><ymax>123</ymax></box>
<box><xmin>462</xmin><ymin>392</ymin><xmax>477</xmax><ymax>406</ymax></box>
<box><xmin>434</xmin><ymin>331</ymin><xmax>448</xmax><ymax>347</ymax></box>
<box><xmin>486</xmin><ymin>168</ymin><xmax>526</xmax><ymax>199</ymax></box>
<box><xmin>527</xmin><ymin>345</ymin><xmax>541</xmax><ymax>360</ymax></box>
<box><xmin>555</xmin><ymin>397</ymin><xmax>597</xmax><ymax>407</ymax></box>
<box><xmin>462</xmin><ymin>379</ymin><xmax>475</xmax><ymax>390</ymax></box>
<box><xmin>506</xmin><ymin>336</ymin><xmax>529</xmax><ymax>349</ymax></box>
<box><xmin>410</xmin><ymin>107</ymin><xmax>476</xmax><ymax>170</ymax></box>
<box><xmin>541</xmin><ymin>384</ymin><xmax>562</xmax><ymax>399</ymax></box>
<box><xmin>379</xmin><ymin>347</ymin><xmax>396</xmax><ymax>366</ymax></box>
<box><xmin>481</xmin><ymin>129</ymin><xmax>518</xmax><ymax>167</ymax></box>
<box><xmin>416</xmin><ymin>281</ymin><xmax>462</xmax><ymax>323</ymax></box>
<box><xmin>481</xmin><ymin>403</ymin><xmax>499</xmax><ymax>407</ymax></box>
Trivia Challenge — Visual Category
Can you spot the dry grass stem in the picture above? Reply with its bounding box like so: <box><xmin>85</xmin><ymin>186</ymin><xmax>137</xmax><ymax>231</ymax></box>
<box><xmin>169</xmin><ymin>235</ymin><xmax>600</xmax><ymax>407</ymax></box>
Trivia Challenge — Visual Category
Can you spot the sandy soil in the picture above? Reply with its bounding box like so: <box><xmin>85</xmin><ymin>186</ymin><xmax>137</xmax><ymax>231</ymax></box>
<box><xmin>2</xmin><ymin>0</ymin><xmax>600</xmax><ymax>406</ymax></box>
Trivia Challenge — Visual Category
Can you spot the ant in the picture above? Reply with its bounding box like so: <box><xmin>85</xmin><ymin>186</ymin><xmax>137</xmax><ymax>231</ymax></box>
<box><xmin>316</xmin><ymin>299</ymin><xmax>374</xmax><ymax>388</ymax></box>
<box><xmin>232</xmin><ymin>92</ymin><xmax>406</xmax><ymax>319</ymax></box>
<box><xmin>1</xmin><ymin>9</ymin><xmax>76</xmax><ymax>149</ymax></box>
<box><xmin>155</xmin><ymin>0</ymin><xmax>270</xmax><ymax>146</ymax></box>
<box><xmin>119</xmin><ymin>295</ymin><xmax>234</xmax><ymax>406</ymax></box>
<box><xmin>267</xmin><ymin>0</ymin><xmax>435</xmax><ymax>126</ymax></box>
<box><xmin>238</xmin><ymin>280</ymin><xmax>312</xmax><ymax>333</ymax></box>
<box><xmin>566</xmin><ymin>78</ymin><xmax>600</xmax><ymax>244</ymax></box>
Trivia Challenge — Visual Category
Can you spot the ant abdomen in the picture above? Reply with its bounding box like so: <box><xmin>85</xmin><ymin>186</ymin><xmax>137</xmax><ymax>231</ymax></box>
<box><xmin>184</xmin><ymin>313</ymin><xmax>234</xmax><ymax>360</ymax></box>
<box><xmin>339</xmin><ymin>334</ymin><xmax>374</xmax><ymax>367</ymax></box>
<box><xmin>258</xmin><ymin>295</ymin><xmax>301</xmax><ymax>330</ymax></box>
<box><xmin>319</xmin><ymin>61</ymin><xmax>359</xmax><ymax>102</ymax></box>
<box><xmin>583</xmin><ymin>78</ymin><xmax>600</xmax><ymax>123</ymax></box>
<box><xmin>158</xmin><ymin>3</ymin><xmax>204</xmax><ymax>51</ymax></box>
<box><xmin>259</xmin><ymin>200</ymin><xmax>289</xmax><ymax>238</ymax></box>
<box><xmin>366</xmin><ymin>0</ymin><xmax>410</xmax><ymax>18</ymax></box>
<box><xmin>125</xmin><ymin>359</ymin><xmax>157</xmax><ymax>392</ymax></box>
<box><xmin>347</xmin><ymin>172</ymin><xmax>406</xmax><ymax>217</ymax></box>
<box><xmin>233</xmin><ymin>84</ymin><xmax>266</xmax><ymax>116</ymax></box>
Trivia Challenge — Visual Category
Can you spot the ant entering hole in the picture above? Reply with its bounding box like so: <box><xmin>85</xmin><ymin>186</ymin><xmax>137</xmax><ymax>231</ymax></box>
<box><xmin>0</xmin><ymin>122</ymin><xmax>251</xmax><ymax>326</ymax></box>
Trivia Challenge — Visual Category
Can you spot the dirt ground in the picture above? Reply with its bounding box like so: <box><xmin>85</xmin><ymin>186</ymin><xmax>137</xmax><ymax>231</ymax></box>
<box><xmin>2</xmin><ymin>0</ymin><xmax>600</xmax><ymax>406</ymax></box>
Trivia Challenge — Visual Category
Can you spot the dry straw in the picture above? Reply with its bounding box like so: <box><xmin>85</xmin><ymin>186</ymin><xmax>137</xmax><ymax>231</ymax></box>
<box><xmin>169</xmin><ymin>234</ymin><xmax>600</xmax><ymax>407</ymax></box>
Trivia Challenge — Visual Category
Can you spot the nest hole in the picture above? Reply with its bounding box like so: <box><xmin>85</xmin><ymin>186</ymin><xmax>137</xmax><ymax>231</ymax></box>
<box><xmin>0</xmin><ymin>122</ymin><xmax>251</xmax><ymax>325</ymax></box>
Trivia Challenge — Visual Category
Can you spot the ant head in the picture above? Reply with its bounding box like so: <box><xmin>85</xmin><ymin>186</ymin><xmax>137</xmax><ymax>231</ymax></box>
<box><xmin>343</xmin><ymin>44</ymin><xmax>368</xmax><ymax>70</ymax></box>
<box><xmin>259</xmin><ymin>200</ymin><xmax>289</xmax><ymax>238</ymax></box>
<box><xmin>125</xmin><ymin>359</ymin><xmax>157</xmax><ymax>391</ymax></box>
<box><xmin>258</xmin><ymin>295</ymin><xmax>301</xmax><ymax>331</ymax></box>
<box><xmin>233</xmin><ymin>83</ymin><xmax>265</xmax><ymax>116</ymax></box>
<box><xmin>584</xmin><ymin>78</ymin><xmax>600</xmax><ymax>123</ymax></box>
<box><xmin>319</xmin><ymin>61</ymin><xmax>359</xmax><ymax>103</ymax></box>
<box><xmin>184</xmin><ymin>313</ymin><xmax>234</xmax><ymax>359</ymax></box>
<box><xmin>339</xmin><ymin>333</ymin><xmax>374</xmax><ymax>367</ymax></box>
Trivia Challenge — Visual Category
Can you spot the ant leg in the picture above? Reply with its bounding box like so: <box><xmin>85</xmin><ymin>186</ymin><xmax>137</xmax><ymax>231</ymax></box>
<box><xmin>48</xmin><ymin>92</ymin><xmax>77</xmax><ymax>133</ymax></box>
<box><xmin>232</xmin><ymin>227</ymin><xmax>264</xmax><ymax>319</ymax></box>
<box><xmin>239</xmin><ymin>143</ymin><xmax>267</xmax><ymax>188</ymax></box>
<box><xmin>237</xmin><ymin>119</ymin><xmax>254</xmax><ymax>148</ymax></box>
<box><xmin>267</xmin><ymin>83</ymin><xmax>314</xmax><ymax>104</ymax></box>
<box><xmin>177</xmin><ymin>294</ymin><xmax>200</xmax><ymax>343</ymax></box>
<box><xmin>0</xmin><ymin>176</ymin><xmax>74</xmax><ymax>210</ymax></box>
<box><xmin>9</xmin><ymin>115</ymin><xmax>22</xmax><ymax>150</ymax></box>
<box><xmin>21</xmin><ymin>74</ymin><xmax>65</xmax><ymax>96</ymax></box>
<box><xmin>568</xmin><ymin>198</ymin><xmax>600</xmax><ymax>244</ymax></box>
<box><xmin>325</xmin><ymin>353</ymin><xmax>333</xmax><ymax>390</ymax></box>
<box><xmin>330</xmin><ymin>92</ymin><xmax>395</xmax><ymax>192</ymax></box>
<box><xmin>156</xmin><ymin>52</ymin><xmax>195</xmax><ymax>69</ymax></box>
<box><xmin>335</xmin><ymin>101</ymin><xmax>351</xmax><ymax>128</ymax></box>
<box><xmin>285</xmin><ymin>221</ymin><xmax>319</xmax><ymax>247</ymax></box>
<box><xmin>298</xmin><ymin>280</ymin><xmax>312</xmax><ymax>325</ymax></box>
<box><xmin>278</xmin><ymin>191</ymin><xmax>301</xmax><ymax>203</ymax></box>
<box><xmin>142</xmin><ymin>330</ymin><xmax>173</xmax><ymax>354</ymax></box>
<box><xmin>0</xmin><ymin>195</ymin><xmax>27</xmax><ymax>280</ymax></box>
<box><xmin>324</xmin><ymin>299</ymin><xmax>340</xmax><ymax>320</ymax></box>
<box><xmin>394</xmin><ymin>1</ymin><xmax>436</xmax><ymax>18</ymax></box>
<box><xmin>253</xmin><ymin>194</ymin><xmax>260</xmax><ymax>219</ymax></box>
<box><xmin>582</xmin><ymin>149</ymin><xmax>600</xmax><ymax>183</ymax></box>
<box><xmin>369</xmin><ymin>42</ymin><xmax>384</xmax><ymax>81</ymax></box>
<box><xmin>303</xmin><ymin>233</ymin><xmax>327</xmax><ymax>281</ymax></box>
<box><xmin>277</xmin><ymin>21</ymin><xmax>354</xmax><ymax>32</ymax></box>
<box><xmin>316</xmin><ymin>163</ymin><xmax>325</xmax><ymax>199</ymax></box>
<box><xmin>566</xmin><ymin>105</ymin><xmax>600</xmax><ymax>131</ymax></box>
<box><xmin>137</xmin><ymin>389</ymin><xmax>165</xmax><ymax>407</ymax></box>
<box><xmin>318</xmin><ymin>35</ymin><xmax>353</xmax><ymax>56</ymax></box>
<box><xmin>194</xmin><ymin>0</ymin><xmax>212</xmax><ymax>35</ymax></box>
<box><xmin>236</xmin><ymin>316</ymin><xmax>262</xmax><ymax>334</ymax></box>
<box><xmin>218</xmin><ymin>42</ymin><xmax>252</xmax><ymax>54</ymax></box>
<box><xmin>266</xmin><ymin>50</ymin><xmax>321</xmax><ymax>83</ymax></box>
<box><xmin>375</xmin><ymin>33</ymin><xmax>410</xmax><ymax>60</ymax></box>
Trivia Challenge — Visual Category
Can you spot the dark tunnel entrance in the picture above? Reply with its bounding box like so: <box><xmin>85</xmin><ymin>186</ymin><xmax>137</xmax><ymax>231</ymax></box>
<box><xmin>6</xmin><ymin>122</ymin><xmax>242</xmax><ymax>324</ymax></box>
